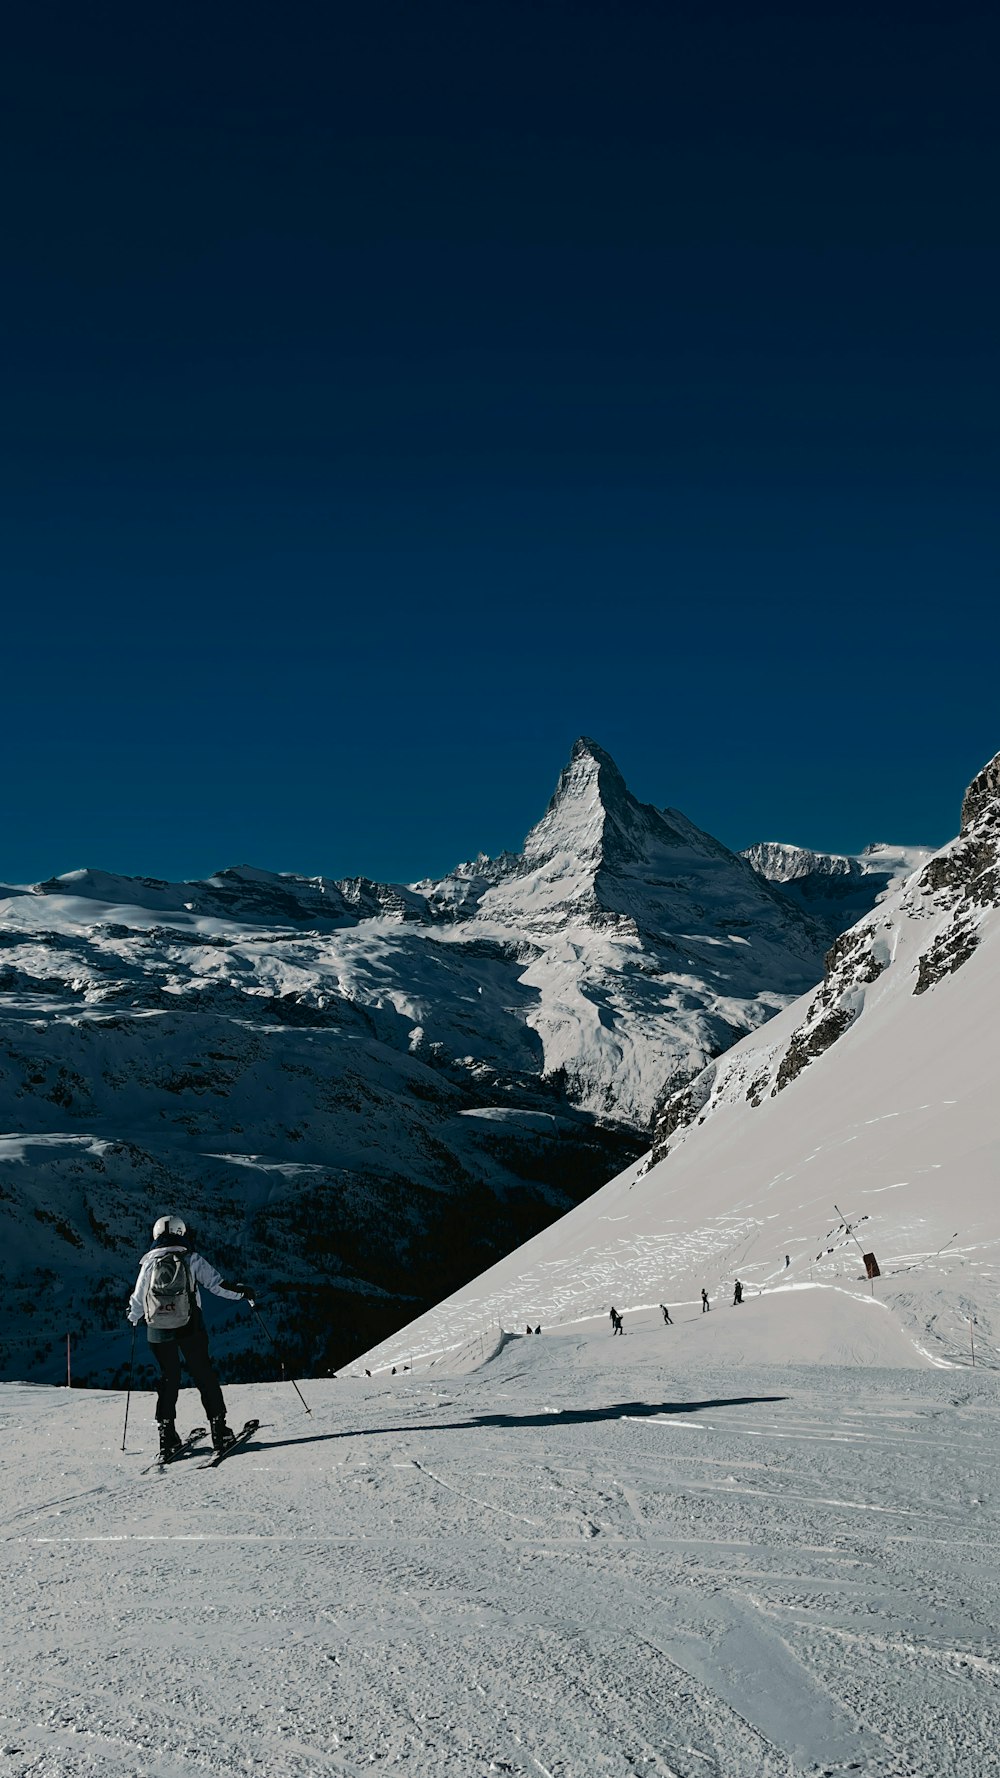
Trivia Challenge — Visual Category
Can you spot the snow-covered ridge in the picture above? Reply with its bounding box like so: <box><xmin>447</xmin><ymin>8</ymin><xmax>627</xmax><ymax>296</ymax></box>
<box><xmin>742</xmin><ymin>838</ymin><xmax>934</xmax><ymax>941</ymax></box>
<box><xmin>743</xmin><ymin>839</ymin><xmax>930</xmax><ymax>886</ymax></box>
<box><xmin>660</xmin><ymin>749</ymin><xmax>1000</xmax><ymax>1148</ymax></box>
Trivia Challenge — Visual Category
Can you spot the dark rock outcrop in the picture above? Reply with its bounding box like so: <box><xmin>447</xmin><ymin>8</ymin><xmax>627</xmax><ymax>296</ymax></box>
<box><xmin>960</xmin><ymin>752</ymin><xmax>1000</xmax><ymax>835</ymax></box>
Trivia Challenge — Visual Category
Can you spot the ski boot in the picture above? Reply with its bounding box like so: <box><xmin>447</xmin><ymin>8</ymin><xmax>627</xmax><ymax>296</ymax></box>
<box><xmin>158</xmin><ymin>1420</ymin><xmax>182</xmax><ymax>1459</ymax></box>
<box><xmin>211</xmin><ymin>1415</ymin><xmax>235</xmax><ymax>1453</ymax></box>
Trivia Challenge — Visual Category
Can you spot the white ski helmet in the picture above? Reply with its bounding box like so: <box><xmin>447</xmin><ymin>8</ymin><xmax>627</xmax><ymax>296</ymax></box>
<box><xmin>152</xmin><ymin>1214</ymin><xmax>187</xmax><ymax>1239</ymax></box>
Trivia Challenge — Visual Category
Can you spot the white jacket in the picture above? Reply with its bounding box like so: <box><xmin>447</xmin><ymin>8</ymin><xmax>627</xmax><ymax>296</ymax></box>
<box><xmin>127</xmin><ymin>1245</ymin><xmax>243</xmax><ymax>1326</ymax></box>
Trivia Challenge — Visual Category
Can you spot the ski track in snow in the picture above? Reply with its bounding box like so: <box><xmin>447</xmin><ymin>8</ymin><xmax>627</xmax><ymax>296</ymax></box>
<box><xmin>2</xmin><ymin>1314</ymin><xmax>999</xmax><ymax>1778</ymax></box>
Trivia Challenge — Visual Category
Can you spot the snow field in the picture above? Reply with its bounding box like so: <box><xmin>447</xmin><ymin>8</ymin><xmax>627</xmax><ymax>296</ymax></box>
<box><xmin>2</xmin><ymin>1304</ymin><xmax>999</xmax><ymax>1777</ymax></box>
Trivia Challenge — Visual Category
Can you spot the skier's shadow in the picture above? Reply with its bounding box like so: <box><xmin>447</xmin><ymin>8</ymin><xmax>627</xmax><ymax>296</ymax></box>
<box><xmin>248</xmin><ymin>1432</ymin><xmax>350</xmax><ymax>1452</ymax></box>
<box><xmin>458</xmin><ymin>1394</ymin><xmax>788</xmax><ymax>1430</ymax></box>
<box><xmin>325</xmin><ymin>1394</ymin><xmax>789</xmax><ymax>1441</ymax></box>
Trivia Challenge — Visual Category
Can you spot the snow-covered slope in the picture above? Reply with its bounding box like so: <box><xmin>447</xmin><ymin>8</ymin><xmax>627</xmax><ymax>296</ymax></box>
<box><xmin>4</xmin><ymin>1335</ymin><xmax>998</xmax><ymax>1778</ymax></box>
<box><xmin>354</xmin><ymin>752</ymin><xmax>1000</xmax><ymax>1380</ymax></box>
<box><xmin>0</xmin><ymin>738</ymin><xmax>921</xmax><ymax>1383</ymax></box>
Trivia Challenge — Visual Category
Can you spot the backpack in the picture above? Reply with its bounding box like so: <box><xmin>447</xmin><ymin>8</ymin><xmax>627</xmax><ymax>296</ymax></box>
<box><xmin>144</xmin><ymin>1252</ymin><xmax>195</xmax><ymax>1331</ymax></box>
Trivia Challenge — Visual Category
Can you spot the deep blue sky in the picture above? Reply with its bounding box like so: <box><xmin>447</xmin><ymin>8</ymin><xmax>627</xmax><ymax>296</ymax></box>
<box><xmin>3</xmin><ymin>1</ymin><xmax>998</xmax><ymax>885</ymax></box>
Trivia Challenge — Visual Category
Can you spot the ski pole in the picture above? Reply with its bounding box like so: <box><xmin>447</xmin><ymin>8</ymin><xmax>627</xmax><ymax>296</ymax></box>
<box><xmin>121</xmin><ymin>1324</ymin><xmax>136</xmax><ymax>1451</ymax></box>
<box><xmin>249</xmin><ymin>1302</ymin><xmax>312</xmax><ymax>1414</ymax></box>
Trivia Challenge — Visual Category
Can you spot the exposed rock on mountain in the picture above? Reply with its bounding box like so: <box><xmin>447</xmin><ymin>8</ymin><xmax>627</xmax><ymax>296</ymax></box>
<box><xmin>654</xmin><ymin>750</ymin><xmax>1000</xmax><ymax>1159</ymax></box>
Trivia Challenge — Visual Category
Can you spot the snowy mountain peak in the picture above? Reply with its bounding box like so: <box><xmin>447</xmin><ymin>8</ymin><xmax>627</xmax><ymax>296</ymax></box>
<box><xmin>522</xmin><ymin>737</ymin><xmax>682</xmax><ymax>872</ymax></box>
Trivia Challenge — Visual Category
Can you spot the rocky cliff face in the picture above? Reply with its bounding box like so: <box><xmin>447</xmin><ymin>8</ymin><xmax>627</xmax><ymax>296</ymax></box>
<box><xmin>652</xmin><ymin>751</ymin><xmax>1000</xmax><ymax>1161</ymax></box>
<box><xmin>0</xmin><ymin>739</ymin><xmax>918</xmax><ymax>1383</ymax></box>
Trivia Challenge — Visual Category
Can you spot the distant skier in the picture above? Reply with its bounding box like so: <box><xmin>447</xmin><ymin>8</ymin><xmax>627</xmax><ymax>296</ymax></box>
<box><xmin>701</xmin><ymin>1289</ymin><xmax>710</xmax><ymax>1313</ymax></box>
<box><xmin>127</xmin><ymin>1215</ymin><xmax>255</xmax><ymax>1456</ymax></box>
<box><xmin>733</xmin><ymin>1280</ymin><xmax>743</xmax><ymax>1306</ymax></box>
<box><xmin>534</xmin><ymin>1325</ymin><xmax>541</xmax><ymax>1335</ymax></box>
<box><xmin>660</xmin><ymin>1304</ymin><xmax>672</xmax><ymax>1325</ymax></box>
<box><xmin>526</xmin><ymin>1325</ymin><xmax>533</xmax><ymax>1335</ymax></box>
<box><xmin>610</xmin><ymin>1307</ymin><xmax>623</xmax><ymax>1335</ymax></box>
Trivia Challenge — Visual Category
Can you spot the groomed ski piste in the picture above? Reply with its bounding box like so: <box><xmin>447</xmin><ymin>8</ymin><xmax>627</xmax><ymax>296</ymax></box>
<box><xmin>2</xmin><ymin>1302</ymin><xmax>998</xmax><ymax>1778</ymax></box>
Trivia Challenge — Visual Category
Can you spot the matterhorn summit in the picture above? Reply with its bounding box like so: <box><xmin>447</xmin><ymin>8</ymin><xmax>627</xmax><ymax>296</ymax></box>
<box><xmin>471</xmin><ymin>737</ymin><xmax>709</xmax><ymax>931</ymax></box>
<box><xmin>520</xmin><ymin>735</ymin><xmax>686</xmax><ymax>875</ymax></box>
<box><xmin>472</xmin><ymin>737</ymin><xmax>831</xmax><ymax>961</ymax></box>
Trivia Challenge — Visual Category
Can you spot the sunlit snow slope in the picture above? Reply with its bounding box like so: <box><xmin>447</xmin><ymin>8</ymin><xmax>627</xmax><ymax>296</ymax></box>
<box><xmin>355</xmin><ymin>752</ymin><xmax>1000</xmax><ymax>1378</ymax></box>
<box><xmin>5</xmin><ymin>1337</ymin><xmax>1000</xmax><ymax>1777</ymax></box>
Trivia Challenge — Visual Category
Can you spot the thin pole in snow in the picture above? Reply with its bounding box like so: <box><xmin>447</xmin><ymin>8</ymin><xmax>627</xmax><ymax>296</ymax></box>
<box><xmin>248</xmin><ymin>1302</ymin><xmax>312</xmax><ymax>1414</ymax></box>
<box><xmin>121</xmin><ymin>1325</ymin><xmax>136</xmax><ymax>1451</ymax></box>
<box><xmin>834</xmin><ymin>1202</ymin><xmax>867</xmax><ymax>1262</ymax></box>
<box><xmin>66</xmin><ymin>1333</ymin><xmax>71</xmax><ymax>1389</ymax></box>
<box><xmin>834</xmin><ymin>1200</ymin><xmax>873</xmax><ymax>1293</ymax></box>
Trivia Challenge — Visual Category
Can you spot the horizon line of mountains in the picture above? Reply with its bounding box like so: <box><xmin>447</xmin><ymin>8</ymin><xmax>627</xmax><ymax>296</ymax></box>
<box><xmin>6</xmin><ymin>736</ymin><xmax>933</xmax><ymax>948</ymax></box>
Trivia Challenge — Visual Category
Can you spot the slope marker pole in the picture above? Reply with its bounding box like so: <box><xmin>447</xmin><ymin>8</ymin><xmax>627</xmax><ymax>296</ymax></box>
<box><xmin>834</xmin><ymin>1201</ymin><xmax>874</xmax><ymax>1296</ymax></box>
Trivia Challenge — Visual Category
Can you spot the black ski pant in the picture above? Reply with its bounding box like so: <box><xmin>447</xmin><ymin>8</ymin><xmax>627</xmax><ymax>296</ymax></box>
<box><xmin>151</xmin><ymin>1324</ymin><xmax>226</xmax><ymax>1425</ymax></box>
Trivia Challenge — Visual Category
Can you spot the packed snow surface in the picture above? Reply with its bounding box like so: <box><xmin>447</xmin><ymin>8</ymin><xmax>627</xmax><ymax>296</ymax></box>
<box><xmin>3</xmin><ymin>1302</ymin><xmax>998</xmax><ymax>1778</ymax></box>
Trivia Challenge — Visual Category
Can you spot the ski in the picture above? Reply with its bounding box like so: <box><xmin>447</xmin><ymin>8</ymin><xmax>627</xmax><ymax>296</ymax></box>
<box><xmin>198</xmin><ymin>1419</ymin><xmax>260</xmax><ymax>1469</ymax></box>
<box><xmin>141</xmin><ymin>1427</ymin><xmax>208</xmax><ymax>1474</ymax></box>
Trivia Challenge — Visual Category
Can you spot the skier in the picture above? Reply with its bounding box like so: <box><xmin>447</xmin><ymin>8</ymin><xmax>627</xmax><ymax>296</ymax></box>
<box><xmin>733</xmin><ymin>1279</ymin><xmax>743</xmax><ymax>1306</ymax></box>
<box><xmin>660</xmin><ymin>1304</ymin><xmax>672</xmax><ymax>1325</ymax></box>
<box><xmin>701</xmin><ymin>1289</ymin><xmax>710</xmax><ymax>1313</ymax></box>
<box><xmin>610</xmin><ymin>1306</ymin><xmax>624</xmax><ymax>1335</ymax></box>
<box><xmin>127</xmin><ymin>1215</ymin><xmax>254</xmax><ymax>1457</ymax></box>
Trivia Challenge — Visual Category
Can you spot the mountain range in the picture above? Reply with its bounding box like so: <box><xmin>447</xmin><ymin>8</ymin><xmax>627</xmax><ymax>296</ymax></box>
<box><xmin>354</xmin><ymin>749</ymin><xmax>1000</xmax><ymax>1379</ymax></box>
<box><xmin>0</xmin><ymin>738</ymin><xmax>928</xmax><ymax>1380</ymax></box>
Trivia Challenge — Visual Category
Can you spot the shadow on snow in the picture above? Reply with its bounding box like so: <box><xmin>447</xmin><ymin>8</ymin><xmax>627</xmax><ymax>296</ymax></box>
<box><xmin>255</xmin><ymin>1395</ymin><xmax>789</xmax><ymax>1450</ymax></box>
